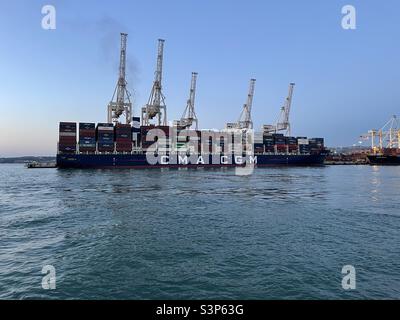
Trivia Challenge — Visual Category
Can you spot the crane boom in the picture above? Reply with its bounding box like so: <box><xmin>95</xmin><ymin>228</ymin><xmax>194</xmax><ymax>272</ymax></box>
<box><xmin>188</xmin><ymin>72</ymin><xmax>197</xmax><ymax>118</ymax></box>
<box><xmin>226</xmin><ymin>79</ymin><xmax>256</xmax><ymax>130</ymax></box>
<box><xmin>107</xmin><ymin>33</ymin><xmax>132</xmax><ymax>124</ymax></box>
<box><xmin>142</xmin><ymin>39</ymin><xmax>167</xmax><ymax>126</ymax></box>
<box><xmin>117</xmin><ymin>33</ymin><xmax>127</xmax><ymax>108</ymax></box>
<box><xmin>276</xmin><ymin>83</ymin><xmax>295</xmax><ymax>135</ymax></box>
<box><xmin>175</xmin><ymin>72</ymin><xmax>199</xmax><ymax>130</ymax></box>
<box><xmin>239</xmin><ymin>79</ymin><xmax>256</xmax><ymax>129</ymax></box>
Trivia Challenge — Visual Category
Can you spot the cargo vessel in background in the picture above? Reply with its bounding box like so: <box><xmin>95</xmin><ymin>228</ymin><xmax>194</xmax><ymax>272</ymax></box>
<box><xmin>57</xmin><ymin>34</ymin><xmax>328</xmax><ymax>169</ymax></box>
<box><xmin>367</xmin><ymin>154</ymin><xmax>400</xmax><ymax>165</ymax></box>
<box><xmin>364</xmin><ymin>115</ymin><xmax>400</xmax><ymax>166</ymax></box>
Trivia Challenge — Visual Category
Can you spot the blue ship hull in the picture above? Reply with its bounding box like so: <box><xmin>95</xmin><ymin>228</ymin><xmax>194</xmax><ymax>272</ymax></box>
<box><xmin>57</xmin><ymin>153</ymin><xmax>326</xmax><ymax>168</ymax></box>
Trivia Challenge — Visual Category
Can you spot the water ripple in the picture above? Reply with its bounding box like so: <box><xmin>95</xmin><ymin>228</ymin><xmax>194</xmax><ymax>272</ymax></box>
<box><xmin>0</xmin><ymin>164</ymin><xmax>400</xmax><ymax>299</ymax></box>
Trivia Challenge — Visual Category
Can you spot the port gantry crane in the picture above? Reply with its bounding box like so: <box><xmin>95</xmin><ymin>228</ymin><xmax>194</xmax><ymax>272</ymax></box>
<box><xmin>366</xmin><ymin>115</ymin><xmax>400</xmax><ymax>153</ymax></box>
<box><xmin>107</xmin><ymin>33</ymin><xmax>132</xmax><ymax>124</ymax></box>
<box><xmin>263</xmin><ymin>83</ymin><xmax>295</xmax><ymax>135</ymax></box>
<box><xmin>142</xmin><ymin>39</ymin><xmax>167</xmax><ymax>126</ymax></box>
<box><xmin>226</xmin><ymin>79</ymin><xmax>256</xmax><ymax>130</ymax></box>
<box><xmin>174</xmin><ymin>72</ymin><xmax>199</xmax><ymax>130</ymax></box>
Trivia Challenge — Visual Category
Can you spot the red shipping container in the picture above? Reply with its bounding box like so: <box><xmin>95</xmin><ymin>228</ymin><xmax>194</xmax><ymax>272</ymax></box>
<box><xmin>59</xmin><ymin>137</ymin><xmax>76</xmax><ymax>143</ymax></box>
<box><xmin>116</xmin><ymin>145</ymin><xmax>132</xmax><ymax>152</ymax></box>
<box><xmin>116</xmin><ymin>124</ymin><xmax>131</xmax><ymax>128</ymax></box>
<box><xmin>79</xmin><ymin>129</ymin><xmax>96</xmax><ymax>137</ymax></box>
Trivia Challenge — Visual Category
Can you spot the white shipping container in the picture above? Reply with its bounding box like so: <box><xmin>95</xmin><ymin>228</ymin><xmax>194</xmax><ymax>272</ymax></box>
<box><xmin>132</xmin><ymin>121</ymin><xmax>140</xmax><ymax>129</ymax></box>
<box><xmin>97</xmin><ymin>127</ymin><xmax>114</xmax><ymax>131</ymax></box>
<box><xmin>59</xmin><ymin>132</ymin><xmax>76</xmax><ymax>137</ymax></box>
<box><xmin>298</xmin><ymin>139</ymin><xmax>309</xmax><ymax>145</ymax></box>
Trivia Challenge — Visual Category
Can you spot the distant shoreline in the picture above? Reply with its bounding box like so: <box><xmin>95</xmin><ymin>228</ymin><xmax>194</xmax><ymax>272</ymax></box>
<box><xmin>0</xmin><ymin>157</ymin><xmax>56</xmax><ymax>164</ymax></box>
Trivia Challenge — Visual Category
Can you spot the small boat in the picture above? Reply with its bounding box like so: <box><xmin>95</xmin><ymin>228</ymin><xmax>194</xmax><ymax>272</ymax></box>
<box><xmin>26</xmin><ymin>161</ymin><xmax>57</xmax><ymax>169</ymax></box>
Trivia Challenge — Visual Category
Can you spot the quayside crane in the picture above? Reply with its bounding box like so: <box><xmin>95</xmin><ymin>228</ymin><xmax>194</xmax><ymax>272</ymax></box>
<box><xmin>174</xmin><ymin>72</ymin><xmax>199</xmax><ymax>130</ymax></box>
<box><xmin>365</xmin><ymin>115</ymin><xmax>400</xmax><ymax>153</ymax></box>
<box><xmin>107</xmin><ymin>33</ymin><xmax>132</xmax><ymax>124</ymax></box>
<box><xmin>226</xmin><ymin>79</ymin><xmax>256</xmax><ymax>130</ymax></box>
<box><xmin>142</xmin><ymin>39</ymin><xmax>167</xmax><ymax>126</ymax></box>
<box><xmin>263</xmin><ymin>83</ymin><xmax>295</xmax><ymax>135</ymax></box>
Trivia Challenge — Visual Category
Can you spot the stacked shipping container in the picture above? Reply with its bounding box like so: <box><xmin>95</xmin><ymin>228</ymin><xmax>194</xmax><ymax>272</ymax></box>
<box><xmin>59</xmin><ymin>122</ymin><xmax>77</xmax><ymax>153</ymax></box>
<box><xmin>97</xmin><ymin>123</ymin><xmax>114</xmax><ymax>152</ymax></box>
<box><xmin>79</xmin><ymin>123</ymin><xmax>96</xmax><ymax>153</ymax></box>
<box><xmin>115</xmin><ymin>124</ymin><xmax>132</xmax><ymax>152</ymax></box>
<box><xmin>263</xmin><ymin>134</ymin><xmax>274</xmax><ymax>153</ymax></box>
<box><xmin>297</xmin><ymin>137</ymin><xmax>310</xmax><ymax>154</ymax></box>
<box><xmin>286</xmin><ymin>137</ymin><xmax>298</xmax><ymax>153</ymax></box>
<box><xmin>58</xmin><ymin>121</ymin><xmax>326</xmax><ymax>156</ymax></box>
<box><xmin>141</xmin><ymin>125</ymin><xmax>170</xmax><ymax>151</ymax></box>
<box><xmin>131</xmin><ymin>117</ymin><xmax>141</xmax><ymax>147</ymax></box>
<box><xmin>309</xmin><ymin>138</ymin><xmax>324</xmax><ymax>154</ymax></box>
<box><xmin>174</xmin><ymin>129</ymin><xmax>201</xmax><ymax>153</ymax></box>
<box><xmin>254</xmin><ymin>132</ymin><xmax>264</xmax><ymax>153</ymax></box>
<box><xmin>273</xmin><ymin>134</ymin><xmax>286</xmax><ymax>153</ymax></box>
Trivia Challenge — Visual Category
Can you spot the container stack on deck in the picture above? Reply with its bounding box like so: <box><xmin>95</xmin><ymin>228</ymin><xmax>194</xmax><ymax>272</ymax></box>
<box><xmin>309</xmin><ymin>138</ymin><xmax>324</xmax><ymax>154</ymax></box>
<box><xmin>97</xmin><ymin>123</ymin><xmax>114</xmax><ymax>152</ymax></box>
<box><xmin>58</xmin><ymin>121</ymin><xmax>325</xmax><ymax>156</ymax></box>
<box><xmin>156</xmin><ymin>126</ymin><xmax>171</xmax><ymax>153</ymax></box>
<box><xmin>297</xmin><ymin>137</ymin><xmax>310</xmax><ymax>154</ymax></box>
<box><xmin>115</xmin><ymin>124</ymin><xmax>132</xmax><ymax>152</ymax></box>
<box><xmin>59</xmin><ymin>122</ymin><xmax>77</xmax><ymax>153</ymax></box>
<box><xmin>175</xmin><ymin>129</ymin><xmax>196</xmax><ymax>153</ymax></box>
<box><xmin>79</xmin><ymin>123</ymin><xmax>96</xmax><ymax>153</ymax></box>
<box><xmin>286</xmin><ymin>137</ymin><xmax>298</xmax><ymax>153</ymax></box>
<box><xmin>273</xmin><ymin>134</ymin><xmax>286</xmax><ymax>153</ymax></box>
<box><xmin>140</xmin><ymin>125</ymin><xmax>169</xmax><ymax>151</ymax></box>
<box><xmin>131</xmin><ymin>117</ymin><xmax>141</xmax><ymax>147</ymax></box>
<box><xmin>263</xmin><ymin>134</ymin><xmax>275</xmax><ymax>153</ymax></box>
<box><xmin>254</xmin><ymin>132</ymin><xmax>264</xmax><ymax>153</ymax></box>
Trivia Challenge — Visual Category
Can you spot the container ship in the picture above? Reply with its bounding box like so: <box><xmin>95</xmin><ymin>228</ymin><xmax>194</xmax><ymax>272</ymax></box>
<box><xmin>56</xmin><ymin>120</ymin><xmax>327</xmax><ymax>168</ymax></box>
<box><xmin>56</xmin><ymin>34</ymin><xmax>327</xmax><ymax>169</ymax></box>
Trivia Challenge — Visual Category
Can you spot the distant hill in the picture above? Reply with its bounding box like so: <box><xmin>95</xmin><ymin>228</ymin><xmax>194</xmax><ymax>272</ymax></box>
<box><xmin>0</xmin><ymin>156</ymin><xmax>56</xmax><ymax>164</ymax></box>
